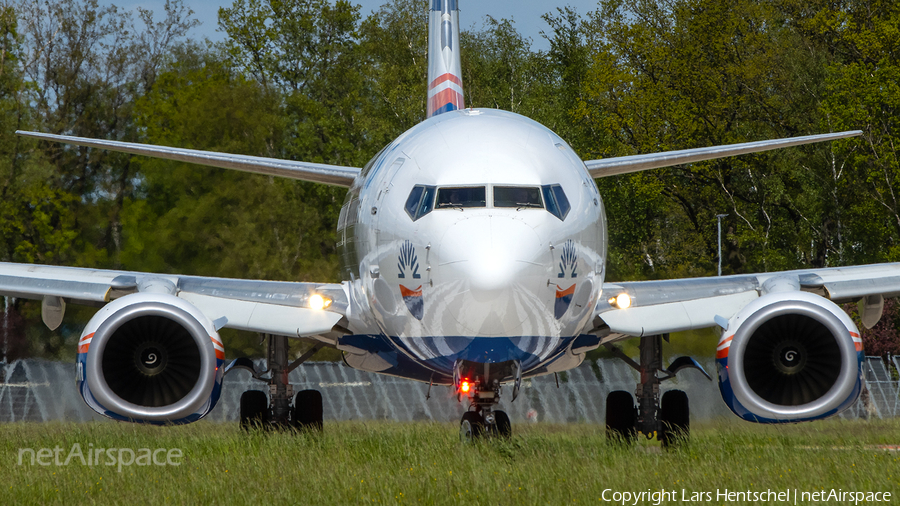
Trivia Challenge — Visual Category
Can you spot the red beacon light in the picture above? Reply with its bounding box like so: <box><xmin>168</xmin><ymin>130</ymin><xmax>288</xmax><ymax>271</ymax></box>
<box><xmin>460</xmin><ymin>379</ymin><xmax>471</xmax><ymax>394</ymax></box>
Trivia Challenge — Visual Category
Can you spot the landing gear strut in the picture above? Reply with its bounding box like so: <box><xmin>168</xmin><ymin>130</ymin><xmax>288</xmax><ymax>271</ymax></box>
<box><xmin>604</xmin><ymin>334</ymin><xmax>710</xmax><ymax>446</ymax></box>
<box><xmin>456</xmin><ymin>361</ymin><xmax>515</xmax><ymax>441</ymax></box>
<box><xmin>230</xmin><ymin>333</ymin><xmax>325</xmax><ymax>432</ymax></box>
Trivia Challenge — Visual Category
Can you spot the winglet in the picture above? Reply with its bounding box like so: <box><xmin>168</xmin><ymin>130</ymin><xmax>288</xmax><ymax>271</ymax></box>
<box><xmin>427</xmin><ymin>0</ymin><xmax>465</xmax><ymax>118</ymax></box>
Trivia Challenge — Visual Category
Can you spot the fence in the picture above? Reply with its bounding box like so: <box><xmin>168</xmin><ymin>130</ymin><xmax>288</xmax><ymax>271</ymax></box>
<box><xmin>0</xmin><ymin>357</ymin><xmax>896</xmax><ymax>424</ymax></box>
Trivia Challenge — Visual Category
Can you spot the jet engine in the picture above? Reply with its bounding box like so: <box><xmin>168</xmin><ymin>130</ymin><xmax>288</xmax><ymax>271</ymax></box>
<box><xmin>717</xmin><ymin>290</ymin><xmax>864</xmax><ymax>423</ymax></box>
<box><xmin>76</xmin><ymin>293</ymin><xmax>225</xmax><ymax>424</ymax></box>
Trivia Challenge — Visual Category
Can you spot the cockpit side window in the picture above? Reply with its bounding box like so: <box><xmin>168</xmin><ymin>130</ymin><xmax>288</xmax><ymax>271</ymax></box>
<box><xmin>405</xmin><ymin>185</ymin><xmax>436</xmax><ymax>221</ymax></box>
<box><xmin>542</xmin><ymin>184</ymin><xmax>571</xmax><ymax>221</ymax></box>
<box><xmin>494</xmin><ymin>186</ymin><xmax>543</xmax><ymax>209</ymax></box>
<box><xmin>405</xmin><ymin>186</ymin><xmax>424</xmax><ymax>217</ymax></box>
<box><xmin>436</xmin><ymin>187</ymin><xmax>486</xmax><ymax>209</ymax></box>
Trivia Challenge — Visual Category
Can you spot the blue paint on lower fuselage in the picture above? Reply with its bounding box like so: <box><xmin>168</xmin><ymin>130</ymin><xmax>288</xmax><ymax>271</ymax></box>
<box><xmin>340</xmin><ymin>333</ymin><xmax>578</xmax><ymax>379</ymax></box>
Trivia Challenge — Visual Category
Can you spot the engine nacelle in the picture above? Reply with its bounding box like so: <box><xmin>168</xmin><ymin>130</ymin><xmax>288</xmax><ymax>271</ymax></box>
<box><xmin>76</xmin><ymin>293</ymin><xmax>225</xmax><ymax>424</ymax></box>
<box><xmin>717</xmin><ymin>291</ymin><xmax>864</xmax><ymax>423</ymax></box>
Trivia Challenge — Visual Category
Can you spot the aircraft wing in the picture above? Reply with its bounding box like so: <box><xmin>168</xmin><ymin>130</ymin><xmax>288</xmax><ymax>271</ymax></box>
<box><xmin>15</xmin><ymin>131</ymin><xmax>361</xmax><ymax>188</ymax></box>
<box><xmin>0</xmin><ymin>262</ymin><xmax>346</xmax><ymax>338</ymax></box>
<box><xmin>596</xmin><ymin>263</ymin><xmax>900</xmax><ymax>338</ymax></box>
<box><xmin>583</xmin><ymin>131</ymin><xmax>862</xmax><ymax>178</ymax></box>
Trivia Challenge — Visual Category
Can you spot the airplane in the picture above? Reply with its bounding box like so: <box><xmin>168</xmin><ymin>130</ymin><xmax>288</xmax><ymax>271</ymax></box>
<box><xmin>9</xmin><ymin>0</ymin><xmax>895</xmax><ymax>444</ymax></box>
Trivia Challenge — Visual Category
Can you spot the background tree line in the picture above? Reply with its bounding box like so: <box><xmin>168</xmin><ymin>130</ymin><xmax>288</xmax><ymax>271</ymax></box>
<box><xmin>0</xmin><ymin>0</ymin><xmax>897</xmax><ymax>360</ymax></box>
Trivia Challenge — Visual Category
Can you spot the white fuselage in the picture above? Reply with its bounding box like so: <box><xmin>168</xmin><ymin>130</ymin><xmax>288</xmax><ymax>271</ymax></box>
<box><xmin>338</xmin><ymin>108</ymin><xmax>607</xmax><ymax>377</ymax></box>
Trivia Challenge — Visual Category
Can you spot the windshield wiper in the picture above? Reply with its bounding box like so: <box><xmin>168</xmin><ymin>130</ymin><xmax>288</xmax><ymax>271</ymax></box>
<box><xmin>515</xmin><ymin>202</ymin><xmax>543</xmax><ymax>210</ymax></box>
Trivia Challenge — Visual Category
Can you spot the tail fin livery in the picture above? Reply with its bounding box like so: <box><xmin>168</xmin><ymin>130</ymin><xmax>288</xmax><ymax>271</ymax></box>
<box><xmin>427</xmin><ymin>0</ymin><xmax>465</xmax><ymax>117</ymax></box>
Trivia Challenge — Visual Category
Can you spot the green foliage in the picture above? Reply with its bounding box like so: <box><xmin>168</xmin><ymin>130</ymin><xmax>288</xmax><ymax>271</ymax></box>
<box><xmin>461</xmin><ymin>17</ymin><xmax>539</xmax><ymax>115</ymax></box>
<box><xmin>572</xmin><ymin>0</ymin><xmax>859</xmax><ymax>279</ymax></box>
<box><xmin>816</xmin><ymin>1</ymin><xmax>900</xmax><ymax>263</ymax></box>
<box><xmin>357</xmin><ymin>0</ymin><xmax>428</xmax><ymax>139</ymax></box>
<box><xmin>128</xmin><ymin>45</ymin><xmax>340</xmax><ymax>281</ymax></box>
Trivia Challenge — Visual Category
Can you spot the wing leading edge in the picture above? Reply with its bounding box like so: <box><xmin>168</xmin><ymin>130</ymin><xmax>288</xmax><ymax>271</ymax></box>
<box><xmin>597</xmin><ymin>262</ymin><xmax>900</xmax><ymax>339</ymax></box>
<box><xmin>16</xmin><ymin>131</ymin><xmax>361</xmax><ymax>188</ymax></box>
<box><xmin>584</xmin><ymin>130</ymin><xmax>862</xmax><ymax>178</ymax></box>
<box><xmin>0</xmin><ymin>262</ymin><xmax>346</xmax><ymax>339</ymax></box>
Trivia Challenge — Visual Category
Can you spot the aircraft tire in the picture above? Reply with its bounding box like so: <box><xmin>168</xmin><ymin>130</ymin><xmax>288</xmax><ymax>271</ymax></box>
<box><xmin>460</xmin><ymin>411</ymin><xmax>484</xmax><ymax>442</ymax></box>
<box><xmin>493</xmin><ymin>410</ymin><xmax>512</xmax><ymax>438</ymax></box>
<box><xmin>605</xmin><ymin>390</ymin><xmax>636</xmax><ymax>444</ymax></box>
<box><xmin>240</xmin><ymin>390</ymin><xmax>268</xmax><ymax>431</ymax></box>
<box><xmin>659</xmin><ymin>390</ymin><xmax>689</xmax><ymax>448</ymax></box>
<box><xmin>292</xmin><ymin>389</ymin><xmax>324</xmax><ymax>432</ymax></box>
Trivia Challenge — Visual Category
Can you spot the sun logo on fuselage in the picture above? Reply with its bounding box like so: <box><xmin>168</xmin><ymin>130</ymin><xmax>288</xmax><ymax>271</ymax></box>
<box><xmin>398</xmin><ymin>240</ymin><xmax>423</xmax><ymax>320</ymax></box>
<box><xmin>555</xmin><ymin>240</ymin><xmax>578</xmax><ymax>320</ymax></box>
<box><xmin>558</xmin><ymin>240</ymin><xmax>578</xmax><ymax>279</ymax></box>
<box><xmin>398</xmin><ymin>240</ymin><xmax>421</xmax><ymax>279</ymax></box>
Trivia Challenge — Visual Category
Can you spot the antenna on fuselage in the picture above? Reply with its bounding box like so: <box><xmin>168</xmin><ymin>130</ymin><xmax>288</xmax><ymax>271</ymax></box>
<box><xmin>427</xmin><ymin>0</ymin><xmax>465</xmax><ymax>118</ymax></box>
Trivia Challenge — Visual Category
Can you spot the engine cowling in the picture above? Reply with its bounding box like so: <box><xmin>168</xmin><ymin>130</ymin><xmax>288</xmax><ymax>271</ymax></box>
<box><xmin>717</xmin><ymin>290</ymin><xmax>864</xmax><ymax>423</ymax></box>
<box><xmin>75</xmin><ymin>293</ymin><xmax>225</xmax><ymax>424</ymax></box>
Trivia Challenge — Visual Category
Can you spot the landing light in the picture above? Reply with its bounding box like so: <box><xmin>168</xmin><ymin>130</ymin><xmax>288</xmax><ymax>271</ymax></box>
<box><xmin>609</xmin><ymin>293</ymin><xmax>632</xmax><ymax>309</ymax></box>
<box><xmin>308</xmin><ymin>294</ymin><xmax>332</xmax><ymax>311</ymax></box>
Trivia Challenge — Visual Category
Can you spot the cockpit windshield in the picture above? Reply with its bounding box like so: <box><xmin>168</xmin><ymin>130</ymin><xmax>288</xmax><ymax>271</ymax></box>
<box><xmin>405</xmin><ymin>184</ymin><xmax>570</xmax><ymax>221</ymax></box>
<box><xmin>436</xmin><ymin>187</ymin><xmax>486</xmax><ymax>209</ymax></box>
<box><xmin>493</xmin><ymin>186</ymin><xmax>543</xmax><ymax>209</ymax></box>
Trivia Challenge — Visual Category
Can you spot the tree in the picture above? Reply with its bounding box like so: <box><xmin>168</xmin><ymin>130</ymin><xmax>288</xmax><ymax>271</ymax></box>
<box><xmin>127</xmin><ymin>44</ymin><xmax>342</xmax><ymax>282</ymax></box>
<box><xmin>571</xmin><ymin>0</ymin><xmax>862</xmax><ymax>279</ymax></box>
<box><xmin>14</xmin><ymin>0</ymin><xmax>198</xmax><ymax>267</ymax></box>
<box><xmin>809</xmin><ymin>0</ymin><xmax>900</xmax><ymax>264</ymax></box>
<box><xmin>357</xmin><ymin>0</ymin><xmax>428</xmax><ymax>140</ymax></box>
<box><xmin>0</xmin><ymin>0</ymin><xmax>198</xmax><ymax>359</ymax></box>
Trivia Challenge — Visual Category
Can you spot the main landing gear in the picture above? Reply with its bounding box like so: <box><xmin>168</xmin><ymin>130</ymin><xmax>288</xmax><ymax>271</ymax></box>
<box><xmin>227</xmin><ymin>333</ymin><xmax>325</xmax><ymax>432</ymax></box>
<box><xmin>456</xmin><ymin>361</ymin><xmax>517</xmax><ymax>442</ymax></box>
<box><xmin>603</xmin><ymin>334</ymin><xmax>711</xmax><ymax>447</ymax></box>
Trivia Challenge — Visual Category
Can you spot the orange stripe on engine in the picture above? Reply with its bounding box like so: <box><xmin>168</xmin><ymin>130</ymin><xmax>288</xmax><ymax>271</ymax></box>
<box><xmin>77</xmin><ymin>333</ymin><xmax>94</xmax><ymax>354</ymax></box>
<box><xmin>850</xmin><ymin>331</ymin><xmax>860</xmax><ymax>338</ymax></box>
<box><xmin>718</xmin><ymin>335</ymin><xmax>733</xmax><ymax>346</ymax></box>
<box><xmin>716</xmin><ymin>347</ymin><xmax>729</xmax><ymax>359</ymax></box>
<box><xmin>211</xmin><ymin>336</ymin><xmax>224</xmax><ymax>348</ymax></box>
<box><xmin>215</xmin><ymin>349</ymin><xmax>225</xmax><ymax>360</ymax></box>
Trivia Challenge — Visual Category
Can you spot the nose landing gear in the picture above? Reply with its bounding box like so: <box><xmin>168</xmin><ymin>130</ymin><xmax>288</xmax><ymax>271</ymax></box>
<box><xmin>456</xmin><ymin>362</ymin><xmax>514</xmax><ymax>442</ymax></box>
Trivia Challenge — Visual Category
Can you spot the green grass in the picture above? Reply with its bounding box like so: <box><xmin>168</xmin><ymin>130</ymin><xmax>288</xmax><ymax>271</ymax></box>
<box><xmin>1</xmin><ymin>419</ymin><xmax>899</xmax><ymax>504</ymax></box>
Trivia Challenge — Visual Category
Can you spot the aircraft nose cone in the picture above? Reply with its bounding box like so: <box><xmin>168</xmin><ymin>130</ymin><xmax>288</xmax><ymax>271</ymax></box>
<box><xmin>438</xmin><ymin>214</ymin><xmax>544</xmax><ymax>335</ymax></box>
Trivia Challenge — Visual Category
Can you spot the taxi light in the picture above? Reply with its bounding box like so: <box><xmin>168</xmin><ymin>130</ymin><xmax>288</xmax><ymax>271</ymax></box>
<box><xmin>308</xmin><ymin>294</ymin><xmax>332</xmax><ymax>310</ymax></box>
<box><xmin>460</xmin><ymin>380</ymin><xmax>470</xmax><ymax>393</ymax></box>
<box><xmin>613</xmin><ymin>293</ymin><xmax>631</xmax><ymax>309</ymax></box>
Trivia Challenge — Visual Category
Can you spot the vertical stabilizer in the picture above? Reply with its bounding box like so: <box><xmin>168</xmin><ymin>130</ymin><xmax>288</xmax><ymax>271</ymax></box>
<box><xmin>427</xmin><ymin>0</ymin><xmax>465</xmax><ymax>118</ymax></box>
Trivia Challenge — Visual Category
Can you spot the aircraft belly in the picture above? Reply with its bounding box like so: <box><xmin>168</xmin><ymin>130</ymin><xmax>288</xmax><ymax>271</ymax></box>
<box><xmin>339</xmin><ymin>332</ymin><xmax>576</xmax><ymax>379</ymax></box>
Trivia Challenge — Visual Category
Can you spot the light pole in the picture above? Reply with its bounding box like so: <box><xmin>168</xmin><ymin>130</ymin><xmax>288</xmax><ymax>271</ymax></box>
<box><xmin>716</xmin><ymin>214</ymin><xmax>729</xmax><ymax>276</ymax></box>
